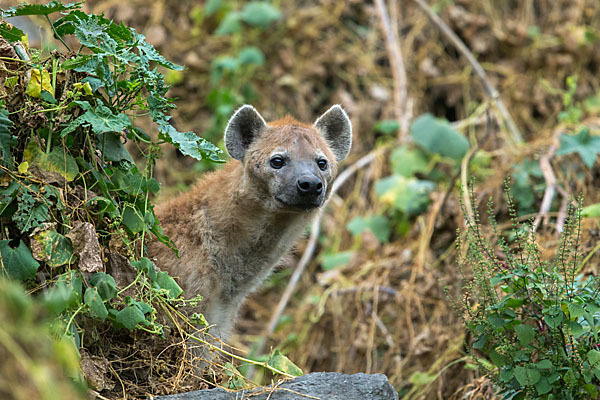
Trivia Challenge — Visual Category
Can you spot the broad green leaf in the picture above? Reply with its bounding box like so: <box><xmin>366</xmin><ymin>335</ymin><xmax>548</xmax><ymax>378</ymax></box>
<box><xmin>514</xmin><ymin>324</ymin><xmax>535</xmax><ymax>346</ymax></box>
<box><xmin>410</xmin><ymin>113</ymin><xmax>469</xmax><ymax>159</ymax></box>
<box><xmin>131</xmin><ymin>257</ymin><xmax>157</xmax><ymax>281</ymax></box>
<box><xmin>2</xmin><ymin>1</ymin><xmax>82</xmax><ymax>17</ymax></box>
<box><xmin>90</xmin><ymin>272</ymin><xmax>117</xmax><ymax>301</ymax></box>
<box><xmin>567</xmin><ymin>302</ymin><xmax>585</xmax><ymax>318</ymax></box>
<box><xmin>0</xmin><ymin>240</ymin><xmax>40</xmax><ymax>280</ymax></box>
<box><xmin>238</xmin><ymin>46</ymin><xmax>265</xmax><ymax>66</ymax></box>
<box><xmin>240</xmin><ymin>2</ymin><xmax>282</xmax><ymax>28</ymax></box>
<box><xmin>374</xmin><ymin>120</ymin><xmax>400</xmax><ymax>135</ymax></box>
<box><xmin>568</xmin><ymin>321</ymin><xmax>584</xmax><ymax>337</ymax></box>
<box><xmin>61</xmin><ymin>55</ymin><xmax>92</xmax><ymax>70</ymax></box>
<box><xmin>409</xmin><ymin>371</ymin><xmax>436</xmax><ymax>385</ymax></box>
<box><xmin>0</xmin><ymin>21</ymin><xmax>25</xmax><ymax>42</ymax></box>
<box><xmin>389</xmin><ymin>146</ymin><xmax>429</xmax><ymax>177</ymax></box>
<box><xmin>582</xmin><ymin>203</ymin><xmax>600</xmax><ymax>217</ymax></box>
<box><xmin>472</xmin><ymin>334</ymin><xmax>487</xmax><ymax>350</ymax></box>
<box><xmin>23</xmin><ymin>141</ymin><xmax>79</xmax><ymax>181</ymax></box>
<box><xmin>159</xmin><ymin>123</ymin><xmax>224</xmax><ymax>162</ymax></box>
<box><xmin>267</xmin><ymin>349</ymin><xmax>303</xmax><ymax>376</ymax></box>
<box><xmin>122</xmin><ymin>205</ymin><xmax>145</xmax><ymax>233</ymax></box>
<box><xmin>544</xmin><ymin>305</ymin><xmax>564</xmax><ymax>329</ymax></box>
<box><xmin>82</xmin><ymin>104</ymin><xmax>130</xmax><ymax>134</ymax></box>
<box><xmin>42</xmin><ymin>272</ymin><xmax>82</xmax><ymax>314</ymax></box>
<box><xmin>0</xmin><ymin>107</ymin><xmax>16</xmax><ymax>169</ymax></box>
<box><xmin>224</xmin><ymin>362</ymin><xmax>246</xmax><ymax>389</ymax></box>
<box><xmin>535</xmin><ymin>359</ymin><xmax>553</xmax><ymax>369</ymax></box>
<box><xmin>97</xmin><ymin>132</ymin><xmax>134</xmax><ymax>163</ymax></box>
<box><xmin>557</xmin><ymin>127</ymin><xmax>600</xmax><ymax>168</ymax></box>
<box><xmin>25</xmin><ymin>68</ymin><xmax>54</xmax><ymax>98</ymax></box>
<box><xmin>588</xmin><ymin>349</ymin><xmax>600</xmax><ymax>369</ymax></box>
<box><xmin>375</xmin><ymin>175</ymin><xmax>435</xmax><ymax>215</ymax></box>
<box><xmin>84</xmin><ymin>287</ymin><xmax>108</xmax><ymax>321</ymax></box>
<box><xmin>347</xmin><ymin>215</ymin><xmax>391</xmax><ymax>243</ymax></box>
<box><xmin>535</xmin><ymin>377</ymin><xmax>552</xmax><ymax>395</ymax></box>
<box><xmin>155</xmin><ymin>271</ymin><xmax>183</xmax><ymax>298</ymax></box>
<box><xmin>321</xmin><ymin>251</ymin><xmax>354</xmax><ymax>271</ymax></box>
<box><xmin>205</xmin><ymin>0</ymin><xmax>223</xmax><ymax>16</ymax></box>
<box><xmin>215</xmin><ymin>12</ymin><xmax>242</xmax><ymax>35</ymax></box>
<box><xmin>514</xmin><ymin>366</ymin><xmax>541</xmax><ymax>386</ymax></box>
<box><xmin>115</xmin><ymin>304</ymin><xmax>145</xmax><ymax>330</ymax></box>
<box><xmin>30</xmin><ymin>229</ymin><xmax>73</xmax><ymax>267</ymax></box>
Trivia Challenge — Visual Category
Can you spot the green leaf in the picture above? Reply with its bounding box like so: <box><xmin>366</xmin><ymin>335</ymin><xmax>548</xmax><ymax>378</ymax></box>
<box><xmin>81</xmin><ymin>104</ymin><xmax>131</xmax><ymax>135</ymax></box>
<box><xmin>321</xmin><ymin>251</ymin><xmax>354</xmax><ymax>271</ymax></box>
<box><xmin>557</xmin><ymin>127</ymin><xmax>600</xmax><ymax>168</ymax></box>
<box><xmin>0</xmin><ymin>240</ymin><xmax>40</xmax><ymax>280</ymax></box>
<box><xmin>42</xmin><ymin>272</ymin><xmax>82</xmax><ymax>314</ymax></box>
<box><xmin>0</xmin><ymin>21</ymin><xmax>25</xmax><ymax>42</ymax></box>
<box><xmin>587</xmin><ymin>349</ymin><xmax>600</xmax><ymax>369</ymax></box>
<box><xmin>238</xmin><ymin>46</ymin><xmax>265</xmax><ymax>66</ymax></box>
<box><xmin>567</xmin><ymin>302</ymin><xmax>585</xmax><ymax>318</ymax></box>
<box><xmin>534</xmin><ymin>377</ymin><xmax>552</xmax><ymax>395</ymax></box>
<box><xmin>472</xmin><ymin>334</ymin><xmax>487</xmax><ymax>350</ymax></box>
<box><xmin>22</xmin><ymin>141</ymin><xmax>79</xmax><ymax>181</ymax></box>
<box><xmin>30</xmin><ymin>229</ymin><xmax>73</xmax><ymax>267</ymax></box>
<box><xmin>90</xmin><ymin>272</ymin><xmax>117</xmax><ymax>301</ymax></box>
<box><xmin>84</xmin><ymin>287</ymin><xmax>108</xmax><ymax>321</ymax></box>
<box><xmin>205</xmin><ymin>0</ymin><xmax>223</xmax><ymax>16</ymax></box>
<box><xmin>347</xmin><ymin>215</ymin><xmax>391</xmax><ymax>243</ymax></box>
<box><xmin>514</xmin><ymin>324</ymin><xmax>535</xmax><ymax>346</ymax></box>
<box><xmin>0</xmin><ymin>107</ymin><xmax>16</xmax><ymax>169</ymax></box>
<box><xmin>97</xmin><ymin>133</ymin><xmax>134</xmax><ymax>163</ymax></box>
<box><xmin>409</xmin><ymin>371</ymin><xmax>436</xmax><ymax>385</ymax></box>
<box><xmin>240</xmin><ymin>2</ymin><xmax>282</xmax><ymax>28</ymax></box>
<box><xmin>582</xmin><ymin>203</ymin><xmax>600</xmax><ymax>218</ymax></box>
<box><xmin>215</xmin><ymin>12</ymin><xmax>242</xmax><ymax>35</ymax></box>
<box><xmin>115</xmin><ymin>304</ymin><xmax>145</xmax><ymax>330</ymax></box>
<box><xmin>2</xmin><ymin>2</ymin><xmax>82</xmax><ymax>17</ymax></box>
<box><xmin>544</xmin><ymin>305</ymin><xmax>564</xmax><ymax>329</ymax></box>
<box><xmin>131</xmin><ymin>257</ymin><xmax>157</xmax><ymax>281</ymax></box>
<box><xmin>155</xmin><ymin>271</ymin><xmax>183</xmax><ymax>298</ymax></box>
<box><xmin>122</xmin><ymin>204</ymin><xmax>145</xmax><ymax>233</ymax></box>
<box><xmin>514</xmin><ymin>366</ymin><xmax>541</xmax><ymax>386</ymax></box>
<box><xmin>410</xmin><ymin>113</ymin><xmax>470</xmax><ymax>159</ymax></box>
<box><xmin>267</xmin><ymin>349</ymin><xmax>303</xmax><ymax>376</ymax></box>
<box><xmin>375</xmin><ymin>175</ymin><xmax>435</xmax><ymax>215</ymax></box>
<box><xmin>159</xmin><ymin>124</ymin><xmax>224</xmax><ymax>162</ymax></box>
<box><xmin>389</xmin><ymin>146</ymin><xmax>429</xmax><ymax>177</ymax></box>
<box><xmin>374</xmin><ymin>120</ymin><xmax>400</xmax><ymax>135</ymax></box>
<box><xmin>535</xmin><ymin>359</ymin><xmax>553</xmax><ymax>370</ymax></box>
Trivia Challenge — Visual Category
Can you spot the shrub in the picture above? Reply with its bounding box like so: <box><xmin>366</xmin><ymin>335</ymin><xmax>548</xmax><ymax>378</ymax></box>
<box><xmin>457</xmin><ymin>181</ymin><xmax>600</xmax><ymax>399</ymax></box>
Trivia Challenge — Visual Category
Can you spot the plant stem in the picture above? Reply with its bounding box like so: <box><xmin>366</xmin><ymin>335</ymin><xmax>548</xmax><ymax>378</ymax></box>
<box><xmin>46</xmin><ymin>15</ymin><xmax>71</xmax><ymax>52</ymax></box>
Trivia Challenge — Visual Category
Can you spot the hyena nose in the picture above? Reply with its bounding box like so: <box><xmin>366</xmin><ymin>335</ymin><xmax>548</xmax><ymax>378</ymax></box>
<box><xmin>297</xmin><ymin>176</ymin><xmax>323</xmax><ymax>196</ymax></box>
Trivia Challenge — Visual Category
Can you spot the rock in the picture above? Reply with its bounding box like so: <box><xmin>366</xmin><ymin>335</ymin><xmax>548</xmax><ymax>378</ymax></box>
<box><xmin>153</xmin><ymin>372</ymin><xmax>398</xmax><ymax>400</ymax></box>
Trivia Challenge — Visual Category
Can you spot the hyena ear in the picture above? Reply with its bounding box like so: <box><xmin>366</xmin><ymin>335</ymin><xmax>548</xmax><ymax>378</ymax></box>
<box><xmin>225</xmin><ymin>105</ymin><xmax>267</xmax><ymax>160</ymax></box>
<box><xmin>314</xmin><ymin>105</ymin><xmax>352</xmax><ymax>162</ymax></box>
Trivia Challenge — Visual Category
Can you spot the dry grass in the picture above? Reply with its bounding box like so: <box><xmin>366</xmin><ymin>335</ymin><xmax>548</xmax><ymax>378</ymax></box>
<box><xmin>3</xmin><ymin>0</ymin><xmax>600</xmax><ymax>398</ymax></box>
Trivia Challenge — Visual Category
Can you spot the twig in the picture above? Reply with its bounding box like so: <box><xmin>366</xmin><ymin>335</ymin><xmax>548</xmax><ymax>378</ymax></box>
<box><xmin>533</xmin><ymin>130</ymin><xmax>568</xmax><ymax>232</ymax></box>
<box><xmin>374</xmin><ymin>0</ymin><xmax>411</xmax><ymax>141</ymax></box>
<box><xmin>248</xmin><ymin>149</ymin><xmax>383</xmax><ymax>378</ymax></box>
<box><xmin>411</xmin><ymin>0</ymin><xmax>523</xmax><ymax>145</ymax></box>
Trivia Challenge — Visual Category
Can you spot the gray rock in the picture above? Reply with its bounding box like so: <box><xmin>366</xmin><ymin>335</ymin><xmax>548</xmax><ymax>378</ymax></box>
<box><xmin>154</xmin><ymin>372</ymin><xmax>398</xmax><ymax>400</ymax></box>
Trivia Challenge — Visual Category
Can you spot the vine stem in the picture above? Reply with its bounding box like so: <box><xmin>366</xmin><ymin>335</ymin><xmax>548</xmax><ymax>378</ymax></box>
<box><xmin>46</xmin><ymin>15</ymin><xmax>71</xmax><ymax>52</ymax></box>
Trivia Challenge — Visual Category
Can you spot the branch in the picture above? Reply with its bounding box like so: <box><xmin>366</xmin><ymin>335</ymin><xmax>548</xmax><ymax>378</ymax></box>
<box><xmin>411</xmin><ymin>0</ymin><xmax>523</xmax><ymax>145</ymax></box>
<box><xmin>374</xmin><ymin>0</ymin><xmax>411</xmax><ymax>141</ymax></box>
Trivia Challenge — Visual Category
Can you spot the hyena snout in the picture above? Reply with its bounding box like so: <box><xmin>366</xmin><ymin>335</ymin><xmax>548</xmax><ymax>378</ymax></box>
<box><xmin>297</xmin><ymin>174</ymin><xmax>323</xmax><ymax>197</ymax></box>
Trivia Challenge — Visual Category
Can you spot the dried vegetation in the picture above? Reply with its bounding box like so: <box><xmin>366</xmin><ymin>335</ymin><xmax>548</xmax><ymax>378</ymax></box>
<box><xmin>2</xmin><ymin>0</ymin><xmax>600</xmax><ymax>398</ymax></box>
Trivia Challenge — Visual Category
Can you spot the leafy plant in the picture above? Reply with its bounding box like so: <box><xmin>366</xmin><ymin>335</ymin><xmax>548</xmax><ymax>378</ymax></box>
<box><xmin>456</xmin><ymin>182</ymin><xmax>600</xmax><ymax>399</ymax></box>
<box><xmin>0</xmin><ymin>0</ymin><xmax>221</xmax><ymax>371</ymax></box>
<box><xmin>195</xmin><ymin>0</ymin><xmax>281</xmax><ymax>148</ymax></box>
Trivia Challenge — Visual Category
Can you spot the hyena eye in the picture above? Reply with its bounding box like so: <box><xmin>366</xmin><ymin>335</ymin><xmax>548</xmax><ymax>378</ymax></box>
<box><xmin>317</xmin><ymin>159</ymin><xmax>328</xmax><ymax>171</ymax></box>
<box><xmin>270</xmin><ymin>157</ymin><xmax>285</xmax><ymax>169</ymax></box>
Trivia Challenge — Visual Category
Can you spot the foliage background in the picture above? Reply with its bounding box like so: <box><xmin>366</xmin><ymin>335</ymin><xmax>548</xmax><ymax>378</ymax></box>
<box><xmin>2</xmin><ymin>0</ymin><xmax>600</xmax><ymax>399</ymax></box>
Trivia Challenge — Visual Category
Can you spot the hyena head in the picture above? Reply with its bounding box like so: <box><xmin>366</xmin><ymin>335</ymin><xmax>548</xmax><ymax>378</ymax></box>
<box><xmin>224</xmin><ymin>105</ymin><xmax>352</xmax><ymax>211</ymax></box>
